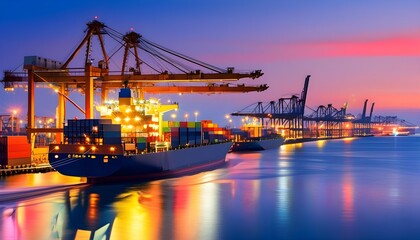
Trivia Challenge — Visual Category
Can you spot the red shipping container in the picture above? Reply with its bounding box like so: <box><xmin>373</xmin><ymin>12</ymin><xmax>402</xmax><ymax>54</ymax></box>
<box><xmin>179</xmin><ymin>122</ymin><xmax>188</xmax><ymax>128</ymax></box>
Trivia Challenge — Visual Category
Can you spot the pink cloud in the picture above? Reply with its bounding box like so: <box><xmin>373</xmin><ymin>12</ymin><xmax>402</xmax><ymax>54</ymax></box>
<box><xmin>205</xmin><ymin>33</ymin><xmax>420</xmax><ymax>63</ymax></box>
<box><xmin>302</xmin><ymin>36</ymin><xmax>420</xmax><ymax>58</ymax></box>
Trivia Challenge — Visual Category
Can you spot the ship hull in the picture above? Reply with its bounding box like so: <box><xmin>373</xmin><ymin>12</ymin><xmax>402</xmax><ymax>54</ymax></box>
<box><xmin>49</xmin><ymin>142</ymin><xmax>232</xmax><ymax>183</ymax></box>
<box><xmin>230</xmin><ymin>138</ymin><xmax>283</xmax><ymax>152</ymax></box>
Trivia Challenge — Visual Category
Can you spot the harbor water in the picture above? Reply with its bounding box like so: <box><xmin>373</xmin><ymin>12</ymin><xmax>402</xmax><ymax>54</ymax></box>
<box><xmin>1</xmin><ymin>135</ymin><xmax>420</xmax><ymax>239</ymax></box>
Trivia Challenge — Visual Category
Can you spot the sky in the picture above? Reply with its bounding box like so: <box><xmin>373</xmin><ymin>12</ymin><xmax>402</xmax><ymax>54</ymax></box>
<box><xmin>0</xmin><ymin>0</ymin><xmax>419</xmax><ymax>127</ymax></box>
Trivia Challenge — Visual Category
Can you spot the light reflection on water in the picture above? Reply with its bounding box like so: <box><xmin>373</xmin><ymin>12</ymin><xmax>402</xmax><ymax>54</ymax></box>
<box><xmin>1</xmin><ymin>136</ymin><xmax>420</xmax><ymax>239</ymax></box>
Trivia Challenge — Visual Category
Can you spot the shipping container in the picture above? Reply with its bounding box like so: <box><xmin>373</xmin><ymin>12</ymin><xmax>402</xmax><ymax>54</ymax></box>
<box><xmin>162</xmin><ymin>121</ymin><xmax>169</xmax><ymax>128</ymax></box>
<box><xmin>24</xmin><ymin>56</ymin><xmax>62</xmax><ymax>69</ymax></box>
<box><xmin>118</xmin><ymin>88</ymin><xmax>131</xmax><ymax>98</ymax></box>
<box><xmin>103</xmin><ymin>131</ymin><xmax>121</xmax><ymax>138</ymax></box>
<box><xmin>170</xmin><ymin>140</ymin><xmax>180</xmax><ymax>148</ymax></box>
<box><xmin>179</xmin><ymin>135</ymin><xmax>188</xmax><ymax>145</ymax></box>
<box><xmin>169</xmin><ymin>121</ymin><xmax>180</xmax><ymax>128</ymax></box>
<box><xmin>137</xmin><ymin>142</ymin><xmax>147</xmax><ymax>150</ymax></box>
<box><xmin>102</xmin><ymin>124</ymin><xmax>121</xmax><ymax>132</ymax></box>
<box><xmin>103</xmin><ymin>137</ymin><xmax>122</xmax><ymax>144</ymax></box>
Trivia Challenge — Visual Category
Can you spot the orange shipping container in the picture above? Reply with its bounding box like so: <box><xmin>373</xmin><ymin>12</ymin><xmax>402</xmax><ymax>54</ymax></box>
<box><xmin>6</xmin><ymin>136</ymin><xmax>28</xmax><ymax>145</ymax></box>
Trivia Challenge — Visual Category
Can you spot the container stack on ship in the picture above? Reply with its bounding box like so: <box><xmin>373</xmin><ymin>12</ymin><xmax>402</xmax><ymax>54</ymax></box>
<box><xmin>48</xmin><ymin>88</ymin><xmax>233</xmax><ymax>183</ymax></box>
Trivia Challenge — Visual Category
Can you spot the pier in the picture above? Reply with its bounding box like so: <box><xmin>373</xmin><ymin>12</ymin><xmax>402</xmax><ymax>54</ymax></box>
<box><xmin>232</xmin><ymin>75</ymin><xmax>417</xmax><ymax>141</ymax></box>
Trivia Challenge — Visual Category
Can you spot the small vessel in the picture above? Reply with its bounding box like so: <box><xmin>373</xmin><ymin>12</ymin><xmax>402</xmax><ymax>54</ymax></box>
<box><xmin>48</xmin><ymin>88</ymin><xmax>232</xmax><ymax>183</ymax></box>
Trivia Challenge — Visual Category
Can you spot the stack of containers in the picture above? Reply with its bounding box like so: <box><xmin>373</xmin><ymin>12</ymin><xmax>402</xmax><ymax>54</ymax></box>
<box><xmin>103</xmin><ymin>124</ymin><xmax>122</xmax><ymax>144</ymax></box>
<box><xmin>201</xmin><ymin>120</ymin><xmax>230</xmax><ymax>143</ymax></box>
<box><xmin>241</xmin><ymin>125</ymin><xmax>262</xmax><ymax>138</ymax></box>
<box><xmin>179</xmin><ymin>121</ymin><xmax>188</xmax><ymax>145</ymax></box>
<box><xmin>63</xmin><ymin>119</ymin><xmax>120</xmax><ymax>145</ymax></box>
<box><xmin>0</xmin><ymin>136</ymin><xmax>31</xmax><ymax>166</ymax></box>
<box><xmin>118</xmin><ymin>88</ymin><xmax>132</xmax><ymax>106</ymax></box>
<box><xmin>163</xmin><ymin>121</ymin><xmax>204</xmax><ymax>148</ymax></box>
<box><xmin>170</xmin><ymin>125</ymin><xmax>179</xmax><ymax>147</ymax></box>
<box><xmin>187</xmin><ymin>121</ymin><xmax>196</xmax><ymax>145</ymax></box>
<box><xmin>136</xmin><ymin>137</ymin><xmax>147</xmax><ymax>151</ymax></box>
<box><xmin>161</xmin><ymin>121</ymin><xmax>171</xmax><ymax>142</ymax></box>
<box><xmin>195</xmin><ymin>122</ymin><xmax>202</xmax><ymax>145</ymax></box>
<box><xmin>230</xmin><ymin>128</ymin><xmax>250</xmax><ymax>141</ymax></box>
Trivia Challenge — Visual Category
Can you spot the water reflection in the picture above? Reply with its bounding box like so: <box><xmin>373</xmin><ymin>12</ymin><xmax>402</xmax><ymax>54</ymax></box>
<box><xmin>2</xmin><ymin>136</ymin><xmax>420</xmax><ymax>239</ymax></box>
<box><xmin>277</xmin><ymin>176</ymin><xmax>290</xmax><ymax>225</ymax></box>
<box><xmin>342</xmin><ymin>173</ymin><xmax>354</xmax><ymax>222</ymax></box>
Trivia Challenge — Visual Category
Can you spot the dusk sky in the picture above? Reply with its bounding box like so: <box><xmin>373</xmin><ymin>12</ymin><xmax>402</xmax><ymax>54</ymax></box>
<box><xmin>1</xmin><ymin>0</ymin><xmax>419</xmax><ymax>126</ymax></box>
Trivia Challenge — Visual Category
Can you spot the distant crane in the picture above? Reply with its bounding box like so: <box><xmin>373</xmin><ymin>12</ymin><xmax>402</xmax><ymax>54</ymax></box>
<box><xmin>231</xmin><ymin>75</ymin><xmax>310</xmax><ymax>138</ymax></box>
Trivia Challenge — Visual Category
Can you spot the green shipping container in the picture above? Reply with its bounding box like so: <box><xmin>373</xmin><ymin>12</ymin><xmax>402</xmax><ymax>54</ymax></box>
<box><xmin>187</xmin><ymin>122</ymin><xmax>195</xmax><ymax>128</ymax></box>
<box><xmin>136</xmin><ymin>137</ymin><xmax>147</xmax><ymax>143</ymax></box>
<box><xmin>162</xmin><ymin>127</ymin><xmax>171</xmax><ymax>132</ymax></box>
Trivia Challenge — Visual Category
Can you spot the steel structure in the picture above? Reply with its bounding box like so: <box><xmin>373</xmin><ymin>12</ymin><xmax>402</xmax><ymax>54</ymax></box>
<box><xmin>304</xmin><ymin>103</ymin><xmax>352</xmax><ymax>138</ymax></box>
<box><xmin>371</xmin><ymin>116</ymin><xmax>419</xmax><ymax>135</ymax></box>
<box><xmin>1</xmin><ymin>19</ymin><xmax>267</xmax><ymax>143</ymax></box>
<box><xmin>352</xmin><ymin>99</ymin><xmax>375</xmax><ymax>136</ymax></box>
<box><xmin>232</xmin><ymin>75</ymin><xmax>310</xmax><ymax>138</ymax></box>
<box><xmin>231</xmin><ymin>75</ymin><xmax>377</xmax><ymax>140</ymax></box>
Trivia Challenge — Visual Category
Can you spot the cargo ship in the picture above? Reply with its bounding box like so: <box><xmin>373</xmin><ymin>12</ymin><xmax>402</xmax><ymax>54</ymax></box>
<box><xmin>229</xmin><ymin>123</ymin><xmax>283</xmax><ymax>152</ymax></box>
<box><xmin>48</xmin><ymin>88</ymin><xmax>232</xmax><ymax>183</ymax></box>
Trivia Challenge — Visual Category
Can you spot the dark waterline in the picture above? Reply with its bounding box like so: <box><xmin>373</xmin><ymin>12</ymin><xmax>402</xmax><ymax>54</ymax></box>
<box><xmin>1</xmin><ymin>136</ymin><xmax>420</xmax><ymax>239</ymax></box>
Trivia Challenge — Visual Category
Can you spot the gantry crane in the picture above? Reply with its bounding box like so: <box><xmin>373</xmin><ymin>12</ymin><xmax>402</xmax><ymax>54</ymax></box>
<box><xmin>231</xmin><ymin>75</ymin><xmax>310</xmax><ymax>138</ymax></box>
<box><xmin>1</xmin><ymin>19</ymin><xmax>267</xmax><ymax>143</ymax></box>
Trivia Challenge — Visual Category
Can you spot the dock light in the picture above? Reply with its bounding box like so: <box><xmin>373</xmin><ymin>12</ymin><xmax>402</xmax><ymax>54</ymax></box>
<box><xmin>134</xmin><ymin>116</ymin><xmax>140</xmax><ymax>122</ymax></box>
<box><xmin>110</xmin><ymin>147</ymin><xmax>115</xmax><ymax>152</ymax></box>
<box><xmin>54</xmin><ymin>146</ymin><xmax>60</xmax><ymax>150</ymax></box>
<box><xmin>194</xmin><ymin>111</ymin><xmax>198</xmax><ymax>122</ymax></box>
<box><xmin>92</xmin><ymin>126</ymin><xmax>98</xmax><ymax>132</ymax></box>
<box><xmin>115</xmin><ymin>117</ymin><xmax>121</xmax><ymax>122</ymax></box>
<box><xmin>54</xmin><ymin>155</ymin><xmax>59</xmax><ymax>159</ymax></box>
<box><xmin>86</xmin><ymin>137</ymin><xmax>90</xmax><ymax>143</ymax></box>
<box><xmin>79</xmin><ymin>146</ymin><xmax>86</xmax><ymax>151</ymax></box>
<box><xmin>91</xmin><ymin>146</ymin><xmax>97</xmax><ymax>151</ymax></box>
<box><xmin>125</xmin><ymin>117</ymin><xmax>130</xmax><ymax>122</ymax></box>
